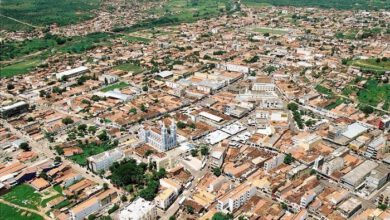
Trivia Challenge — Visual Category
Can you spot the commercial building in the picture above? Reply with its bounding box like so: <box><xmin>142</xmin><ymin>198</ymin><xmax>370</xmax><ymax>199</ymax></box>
<box><xmin>365</xmin><ymin>136</ymin><xmax>387</xmax><ymax>159</ymax></box>
<box><xmin>55</xmin><ymin>66</ymin><xmax>89</xmax><ymax>80</ymax></box>
<box><xmin>365</xmin><ymin>164</ymin><xmax>390</xmax><ymax>190</ymax></box>
<box><xmin>322</xmin><ymin>157</ymin><xmax>344</xmax><ymax>176</ymax></box>
<box><xmin>139</xmin><ymin>121</ymin><xmax>177</xmax><ymax>152</ymax></box>
<box><xmin>0</xmin><ymin>101</ymin><xmax>29</xmax><ymax>119</ymax></box>
<box><xmin>118</xmin><ymin>198</ymin><xmax>157</xmax><ymax>220</ymax></box>
<box><xmin>341</xmin><ymin>160</ymin><xmax>378</xmax><ymax>189</ymax></box>
<box><xmin>338</xmin><ymin>197</ymin><xmax>362</xmax><ymax>218</ymax></box>
<box><xmin>87</xmin><ymin>148</ymin><xmax>124</xmax><ymax>172</ymax></box>
<box><xmin>264</xmin><ymin>154</ymin><xmax>285</xmax><ymax>171</ymax></box>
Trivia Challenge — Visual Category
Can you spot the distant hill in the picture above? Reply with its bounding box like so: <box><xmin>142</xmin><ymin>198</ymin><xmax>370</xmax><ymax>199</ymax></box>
<box><xmin>242</xmin><ymin>0</ymin><xmax>390</xmax><ymax>10</ymax></box>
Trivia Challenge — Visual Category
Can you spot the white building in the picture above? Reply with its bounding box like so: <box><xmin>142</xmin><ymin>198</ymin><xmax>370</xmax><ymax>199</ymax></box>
<box><xmin>252</xmin><ymin>77</ymin><xmax>275</xmax><ymax>92</ymax></box>
<box><xmin>264</xmin><ymin>154</ymin><xmax>285</xmax><ymax>171</ymax></box>
<box><xmin>118</xmin><ymin>198</ymin><xmax>157</xmax><ymax>220</ymax></box>
<box><xmin>55</xmin><ymin>66</ymin><xmax>89</xmax><ymax>80</ymax></box>
<box><xmin>216</xmin><ymin>183</ymin><xmax>256</xmax><ymax>212</ymax></box>
<box><xmin>154</xmin><ymin>188</ymin><xmax>176</xmax><ymax>210</ymax></box>
<box><xmin>70</xmin><ymin>197</ymin><xmax>100</xmax><ymax>220</ymax></box>
<box><xmin>160</xmin><ymin>178</ymin><xmax>182</xmax><ymax>196</ymax></box>
<box><xmin>322</xmin><ymin>157</ymin><xmax>344</xmax><ymax>176</ymax></box>
<box><xmin>139</xmin><ymin>121</ymin><xmax>177</xmax><ymax>152</ymax></box>
<box><xmin>87</xmin><ymin>148</ymin><xmax>124</xmax><ymax>172</ymax></box>
<box><xmin>99</xmin><ymin>74</ymin><xmax>118</xmax><ymax>84</ymax></box>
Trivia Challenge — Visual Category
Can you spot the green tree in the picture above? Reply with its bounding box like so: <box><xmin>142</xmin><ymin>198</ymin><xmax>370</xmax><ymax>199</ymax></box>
<box><xmin>98</xmin><ymin>131</ymin><xmax>109</xmax><ymax>141</ymax></box>
<box><xmin>213</xmin><ymin>167</ymin><xmax>222</xmax><ymax>177</ymax></box>
<box><xmin>287</xmin><ymin>102</ymin><xmax>298</xmax><ymax>111</ymax></box>
<box><xmin>284</xmin><ymin>153</ymin><xmax>294</xmax><ymax>165</ymax></box>
<box><xmin>88</xmin><ymin>126</ymin><xmax>97</xmax><ymax>134</ymax></box>
<box><xmin>19</xmin><ymin>142</ymin><xmax>30</xmax><ymax>151</ymax></box>
<box><xmin>360</xmin><ymin>105</ymin><xmax>374</xmax><ymax>115</ymax></box>
<box><xmin>62</xmin><ymin>117</ymin><xmax>74</xmax><ymax>125</ymax></box>
<box><xmin>177</xmin><ymin>121</ymin><xmax>187</xmax><ymax>129</ymax></box>
<box><xmin>6</xmin><ymin>84</ymin><xmax>14</xmax><ymax>90</ymax></box>
<box><xmin>191</xmin><ymin>148</ymin><xmax>198</xmax><ymax>157</ymax></box>
<box><xmin>78</xmin><ymin>124</ymin><xmax>87</xmax><ymax>131</ymax></box>
<box><xmin>200</xmin><ymin>145</ymin><xmax>209</xmax><ymax>156</ymax></box>
<box><xmin>212</xmin><ymin>212</ymin><xmax>233</xmax><ymax>220</ymax></box>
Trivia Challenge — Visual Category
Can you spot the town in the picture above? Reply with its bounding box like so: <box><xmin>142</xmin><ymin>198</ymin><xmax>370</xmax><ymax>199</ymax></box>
<box><xmin>0</xmin><ymin>0</ymin><xmax>389</xmax><ymax>220</ymax></box>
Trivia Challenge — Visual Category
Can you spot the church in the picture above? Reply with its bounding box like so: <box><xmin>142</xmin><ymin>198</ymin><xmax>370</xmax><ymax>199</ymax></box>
<box><xmin>139</xmin><ymin>121</ymin><xmax>178</xmax><ymax>152</ymax></box>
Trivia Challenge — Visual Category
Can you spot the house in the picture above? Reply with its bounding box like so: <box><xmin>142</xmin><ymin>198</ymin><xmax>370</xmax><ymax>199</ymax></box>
<box><xmin>155</xmin><ymin>188</ymin><xmax>176</xmax><ymax>210</ymax></box>
<box><xmin>87</xmin><ymin>148</ymin><xmax>124</xmax><ymax>172</ymax></box>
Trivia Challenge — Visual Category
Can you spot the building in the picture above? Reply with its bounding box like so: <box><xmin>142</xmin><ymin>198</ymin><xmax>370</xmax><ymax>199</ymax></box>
<box><xmin>154</xmin><ymin>188</ymin><xmax>176</xmax><ymax>210</ymax></box>
<box><xmin>55</xmin><ymin>66</ymin><xmax>89</xmax><ymax>80</ymax></box>
<box><xmin>322</xmin><ymin>157</ymin><xmax>344</xmax><ymax>176</ymax></box>
<box><xmin>252</xmin><ymin>76</ymin><xmax>275</xmax><ymax>92</ymax></box>
<box><xmin>139</xmin><ymin>122</ymin><xmax>177</xmax><ymax>152</ymax></box>
<box><xmin>70</xmin><ymin>189</ymin><xmax>118</xmax><ymax>220</ymax></box>
<box><xmin>376</xmin><ymin>186</ymin><xmax>390</xmax><ymax>206</ymax></box>
<box><xmin>99</xmin><ymin>74</ymin><xmax>118</xmax><ymax>84</ymax></box>
<box><xmin>264</xmin><ymin>154</ymin><xmax>285</xmax><ymax>171</ymax></box>
<box><xmin>210</xmin><ymin>147</ymin><xmax>226</xmax><ymax>168</ymax></box>
<box><xmin>365</xmin><ymin>164</ymin><xmax>390</xmax><ymax>190</ymax></box>
<box><xmin>341</xmin><ymin>160</ymin><xmax>378</xmax><ymax>189</ymax></box>
<box><xmin>216</xmin><ymin>183</ymin><xmax>256</xmax><ymax>213</ymax></box>
<box><xmin>118</xmin><ymin>198</ymin><xmax>157</xmax><ymax>220</ymax></box>
<box><xmin>338</xmin><ymin>197</ymin><xmax>362</xmax><ymax>218</ymax></box>
<box><xmin>160</xmin><ymin>178</ymin><xmax>182</xmax><ymax>196</ymax></box>
<box><xmin>0</xmin><ymin>101</ymin><xmax>29</xmax><ymax>119</ymax></box>
<box><xmin>87</xmin><ymin>148</ymin><xmax>124</xmax><ymax>172</ymax></box>
<box><xmin>365</xmin><ymin>136</ymin><xmax>387</xmax><ymax>159</ymax></box>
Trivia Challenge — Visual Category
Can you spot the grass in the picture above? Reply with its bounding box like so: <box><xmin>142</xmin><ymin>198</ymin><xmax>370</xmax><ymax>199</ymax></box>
<box><xmin>40</xmin><ymin>194</ymin><xmax>61</xmax><ymax>207</ymax></box>
<box><xmin>0</xmin><ymin>0</ymin><xmax>102</xmax><ymax>31</ymax></box>
<box><xmin>241</xmin><ymin>0</ymin><xmax>390</xmax><ymax>10</ymax></box>
<box><xmin>0</xmin><ymin>58</ymin><xmax>42</xmax><ymax>78</ymax></box>
<box><xmin>53</xmin><ymin>185</ymin><xmax>63</xmax><ymax>194</ymax></box>
<box><xmin>52</xmin><ymin>200</ymin><xmax>70</xmax><ymax>210</ymax></box>
<box><xmin>325</xmin><ymin>98</ymin><xmax>345</xmax><ymax>110</ymax></box>
<box><xmin>358</xmin><ymin>79</ymin><xmax>390</xmax><ymax>109</ymax></box>
<box><xmin>315</xmin><ymin>85</ymin><xmax>334</xmax><ymax>97</ymax></box>
<box><xmin>1</xmin><ymin>184</ymin><xmax>42</xmax><ymax>210</ymax></box>
<box><xmin>251</xmin><ymin>27</ymin><xmax>288</xmax><ymax>35</ymax></box>
<box><xmin>349</xmin><ymin>59</ymin><xmax>390</xmax><ymax>72</ymax></box>
<box><xmin>114</xmin><ymin>63</ymin><xmax>144</xmax><ymax>74</ymax></box>
<box><xmin>100</xmin><ymin>82</ymin><xmax>130</xmax><ymax>92</ymax></box>
<box><xmin>0</xmin><ymin>203</ymin><xmax>44</xmax><ymax>220</ymax></box>
<box><xmin>122</xmin><ymin>35</ymin><xmax>151</xmax><ymax>43</ymax></box>
<box><xmin>69</xmin><ymin>143</ymin><xmax>113</xmax><ymax>166</ymax></box>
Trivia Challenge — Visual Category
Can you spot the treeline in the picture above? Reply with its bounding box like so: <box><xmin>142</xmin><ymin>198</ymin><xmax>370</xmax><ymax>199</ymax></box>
<box><xmin>243</xmin><ymin>0</ymin><xmax>390</xmax><ymax>10</ymax></box>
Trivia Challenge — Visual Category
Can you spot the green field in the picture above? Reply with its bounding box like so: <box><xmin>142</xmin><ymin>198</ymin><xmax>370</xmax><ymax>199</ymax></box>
<box><xmin>0</xmin><ymin>0</ymin><xmax>102</xmax><ymax>31</ymax></box>
<box><xmin>242</xmin><ymin>0</ymin><xmax>390</xmax><ymax>10</ymax></box>
<box><xmin>1</xmin><ymin>184</ymin><xmax>42</xmax><ymax>210</ymax></box>
<box><xmin>0</xmin><ymin>203</ymin><xmax>44</xmax><ymax>220</ymax></box>
<box><xmin>69</xmin><ymin>142</ymin><xmax>113</xmax><ymax>166</ymax></box>
<box><xmin>251</xmin><ymin>27</ymin><xmax>288</xmax><ymax>35</ymax></box>
<box><xmin>114</xmin><ymin>63</ymin><xmax>144</xmax><ymax>74</ymax></box>
<box><xmin>0</xmin><ymin>58</ymin><xmax>42</xmax><ymax>78</ymax></box>
<box><xmin>358</xmin><ymin>79</ymin><xmax>390</xmax><ymax>110</ymax></box>
<box><xmin>100</xmin><ymin>82</ymin><xmax>130</xmax><ymax>92</ymax></box>
<box><xmin>122</xmin><ymin>35</ymin><xmax>151</xmax><ymax>43</ymax></box>
<box><xmin>315</xmin><ymin>85</ymin><xmax>334</xmax><ymax>97</ymax></box>
<box><xmin>349</xmin><ymin>59</ymin><xmax>390</xmax><ymax>72</ymax></box>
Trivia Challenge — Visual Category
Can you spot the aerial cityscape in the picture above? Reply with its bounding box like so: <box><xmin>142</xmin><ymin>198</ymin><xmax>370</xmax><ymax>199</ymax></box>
<box><xmin>0</xmin><ymin>0</ymin><xmax>389</xmax><ymax>220</ymax></box>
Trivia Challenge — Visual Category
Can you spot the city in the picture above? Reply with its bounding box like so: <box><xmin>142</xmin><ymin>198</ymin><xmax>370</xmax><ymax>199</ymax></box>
<box><xmin>0</xmin><ymin>0</ymin><xmax>389</xmax><ymax>220</ymax></box>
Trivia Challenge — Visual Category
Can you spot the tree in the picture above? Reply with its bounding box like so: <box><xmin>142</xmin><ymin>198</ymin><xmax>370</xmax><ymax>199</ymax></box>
<box><xmin>54</xmin><ymin>156</ymin><xmax>62</xmax><ymax>163</ymax></box>
<box><xmin>360</xmin><ymin>105</ymin><xmax>374</xmax><ymax>115</ymax></box>
<box><xmin>98</xmin><ymin>131</ymin><xmax>109</xmax><ymax>141</ymax></box>
<box><xmin>140</xmin><ymin>104</ymin><xmax>147</xmax><ymax>112</ymax></box>
<box><xmin>103</xmin><ymin>183</ymin><xmax>109</xmax><ymax>190</ymax></box>
<box><xmin>88</xmin><ymin>214</ymin><xmax>96</xmax><ymax>220</ymax></box>
<box><xmin>7</xmin><ymin>84</ymin><xmax>14</xmax><ymax>90</ymax></box>
<box><xmin>129</xmin><ymin>108</ymin><xmax>137</xmax><ymax>115</ymax></box>
<box><xmin>177</xmin><ymin>121</ymin><xmax>187</xmax><ymax>129</ymax></box>
<box><xmin>213</xmin><ymin>167</ymin><xmax>221</xmax><ymax>177</ymax></box>
<box><xmin>121</xmin><ymin>195</ymin><xmax>128</xmax><ymax>202</ymax></box>
<box><xmin>88</xmin><ymin>126</ymin><xmax>97</xmax><ymax>134</ymax></box>
<box><xmin>212</xmin><ymin>212</ymin><xmax>233</xmax><ymax>220</ymax></box>
<box><xmin>27</xmin><ymin>117</ymin><xmax>34</xmax><ymax>122</ymax></box>
<box><xmin>78</xmin><ymin>124</ymin><xmax>87</xmax><ymax>131</ymax></box>
<box><xmin>378</xmin><ymin>204</ymin><xmax>387</xmax><ymax>210</ymax></box>
<box><xmin>142</xmin><ymin>85</ymin><xmax>148</xmax><ymax>92</ymax></box>
<box><xmin>287</xmin><ymin>102</ymin><xmax>298</xmax><ymax>111</ymax></box>
<box><xmin>91</xmin><ymin>95</ymin><xmax>101</xmax><ymax>102</ymax></box>
<box><xmin>284</xmin><ymin>153</ymin><xmax>294</xmax><ymax>165</ymax></box>
<box><xmin>200</xmin><ymin>145</ymin><xmax>209</xmax><ymax>156</ymax></box>
<box><xmin>139</xmin><ymin>180</ymin><xmax>159</xmax><ymax>201</ymax></box>
<box><xmin>144</xmin><ymin>150</ymin><xmax>154</xmax><ymax>157</ymax></box>
<box><xmin>188</xmin><ymin>123</ymin><xmax>196</xmax><ymax>129</ymax></box>
<box><xmin>280</xmin><ymin>202</ymin><xmax>288</xmax><ymax>210</ymax></box>
<box><xmin>19</xmin><ymin>142</ymin><xmax>30</xmax><ymax>151</ymax></box>
<box><xmin>187</xmin><ymin>205</ymin><xmax>194</xmax><ymax>214</ymax></box>
<box><xmin>169</xmin><ymin>216</ymin><xmax>176</xmax><ymax>220</ymax></box>
<box><xmin>55</xmin><ymin>146</ymin><xmax>64</xmax><ymax>155</ymax></box>
<box><xmin>191</xmin><ymin>148</ymin><xmax>198</xmax><ymax>157</ymax></box>
<box><xmin>62</xmin><ymin>117</ymin><xmax>74</xmax><ymax>125</ymax></box>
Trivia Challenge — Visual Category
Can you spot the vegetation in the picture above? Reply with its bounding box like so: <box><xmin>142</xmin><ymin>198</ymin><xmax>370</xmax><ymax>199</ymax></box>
<box><xmin>1</xmin><ymin>184</ymin><xmax>42</xmax><ymax>210</ymax></box>
<box><xmin>242</xmin><ymin>0</ymin><xmax>390</xmax><ymax>10</ymax></box>
<box><xmin>70</xmin><ymin>142</ymin><xmax>115</xmax><ymax>166</ymax></box>
<box><xmin>100</xmin><ymin>82</ymin><xmax>129</xmax><ymax>92</ymax></box>
<box><xmin>0</xmin><ymin>58</ymin><xmax>42</xmax><ymax>78</ymax></box>
<box><xmin>315</xmin><ymin>85</ymin><xmax>334</xmax><ymax>97</ymax></box>
<box><xmin>0</xmin><ymin>203</ymin><xmax>44</xmax><ymax>220</ymax></box>
<box><xmin>114</xmin><ymin>63</ymin><xmax>144</xmax><ymax>74</ymax></box>
<box><xmin>213</xmin><ymin>167</ymin><xmax>222</xmax><ymax>177</ymax></box>
<box><xmin>284</xmin><ymin>153</ymin><xmax>295</xmax><ymax>165</ymax></box>
<box><xmin>348</xmin><ymin>58</ymin><xmax>390</xmax><ymax>73</ymax></box>
<box><xmin>252</xmin><ymin>27</ymin><xmax>287</xmax><ymax>35</ymax></box>
<box><xmin>122</xmin><ymin>35</ymin><xmax>151</xmax><ymax>43</ymax></box>
<box><xmin>0</xmin><ymin>0</ymin><xmax>101</xmax><ymax>31</ymax></box>
<box><xmin>358</xmin><ymin>79</ymin><xmax>390</xmax><ymax>110</ymax></box>
<box><xmin>212</xmin><ymin>212</ymin><xmax>233</xmax><ymax>220</ymax></box>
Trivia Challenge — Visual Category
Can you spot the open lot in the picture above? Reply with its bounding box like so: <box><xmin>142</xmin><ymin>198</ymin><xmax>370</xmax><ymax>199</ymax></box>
<box><xmin>0</xmin><ymin>58</ymin><xmax>42</xmax><ymax>78</ymax></box>
<box><xmin>349</xmin><ymin>59</ymin><xmax>390</xmax><ymax>72</ymax></box>
<box><xmin>100</xmin><ymin>82</ymin><xmax>130</xmax><ymax>92</ymax></box>
<box><xmin>1</xmin><ymin>184</ymin><xmax>42</xmax><ymax>210</ymax></box>
<box><xmin>0</xmin><ymin>203</ymin><xmax>44</xmax><ymax>220</ymax></box>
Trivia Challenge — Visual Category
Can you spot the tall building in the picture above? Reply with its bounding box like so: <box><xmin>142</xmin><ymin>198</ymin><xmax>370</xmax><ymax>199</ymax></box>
<box><xmin>87</xmin><ymin>148</ymin><xmax>124</xmax><ymax>172</ymax></box>
<box><xmin>139</xmin><ymin>121</ymin><xmax>177</xmax><ymax>152</ymax></box>
<box><xmin>216</xmin><ymin>183</ymin><xmax>256</xmax><ymax>213</ymax></box>
<box><xmin>119</xmin><ymin>198</ymin><xmax>157</xmax><ymax>220</ymax></box>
